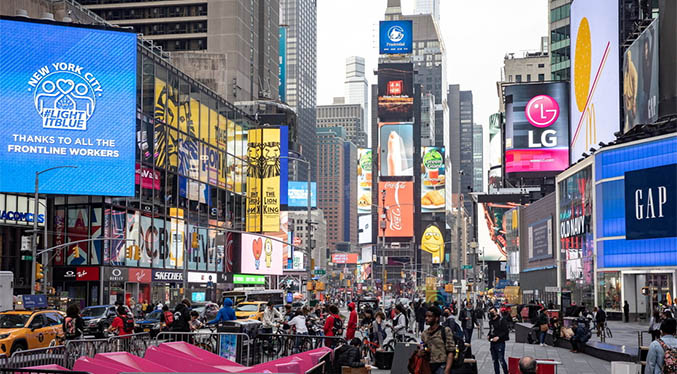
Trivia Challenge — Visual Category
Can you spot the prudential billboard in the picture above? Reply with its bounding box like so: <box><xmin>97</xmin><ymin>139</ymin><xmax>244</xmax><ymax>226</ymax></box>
<box><xmin>379</xmin><ymin>20</ymin><xmax>412</xmax><ymax>54</ymax></box>
<box><xmin>0</xmin><ymin>18</ymin><xmax>137</xmax><ymax>196</ymax></box>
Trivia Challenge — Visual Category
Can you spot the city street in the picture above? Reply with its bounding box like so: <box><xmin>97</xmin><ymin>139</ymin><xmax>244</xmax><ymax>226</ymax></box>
<box><xmin>367</xmin><ymin>318</ymin><xmax>653</xmax><ymax>374</ymax></box>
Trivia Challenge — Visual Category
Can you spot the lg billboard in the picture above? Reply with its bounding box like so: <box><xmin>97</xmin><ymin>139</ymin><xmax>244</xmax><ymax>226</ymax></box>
<box><xmin>504</xmin><ymin>82</ymin><xmax>570</xmax><ymax>175</ymax></box>
<box><xmin>0</xmin><ymin>18</ymin><xmax>137</xmax><ymax>196</ymax></box>
<box><xmin>570</xmin><ymin>0</ymin><xmax>620</xmax><ymax>162</ymax></box>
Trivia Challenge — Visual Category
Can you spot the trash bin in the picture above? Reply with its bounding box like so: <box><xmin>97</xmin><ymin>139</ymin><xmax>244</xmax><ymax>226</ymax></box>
<box><xmin>218</xmin><ymin>319</ymin><xmax>262</xmax><ymax>363</ymax></box>
<box><xmin>374</xmin><ymin>350</ymin><xmax>394</xmax><ymax>370</ymax></box>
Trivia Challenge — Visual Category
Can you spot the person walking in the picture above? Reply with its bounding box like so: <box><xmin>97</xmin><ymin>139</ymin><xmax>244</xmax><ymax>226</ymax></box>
<box><xmin>650</xmin><ymin>311</ymin><xmax>663</xmax><ymax>341</ymax></box>
<box><xmin>645</xmin><ymin>318</ymin><xmax>677</xmax><ymax>374</ymax></box>
<box><xmin>323</xmin><ymin>305</ymin><xmax>343</xmax><ymax>348</ymax></box>
<box><xmin>346</xmin><ymin>302</ymin><xmax>358</xmax><ymax>340</ymax></box>
<box><xmin>421</xmin><ymin>306</ymin><xmax>455</xmax><ymax>374</ymax></box>
<box><xmin>416</xmin><ymin>302</ymin><xmax>427</xmax><ymax>335</ymax></box>
<box><xmin>63</xmin><ymin>304</ymin><xmax>85</xmax><ymax>340</ymax></box>
<box><xmin>595</xmin><ymin>306</ymin><xmax>607</xmax><ymax>337</ymax></box>
<box><xmin>475</xmin><ymin>304</ymin><xmax>485</xmax><ymax>338</ymax></box>
<box><xmin>624</xmin><ymin>301</ymin><xmax>630</xmax><ymax>323</ymax></box>
<box><xmin>108</xmin><ymin>305</ymin><xmax>135</xmax><ymax>336</ymax></box>
<box><xmin>393</xmin><ymin>304</ymin><xmax>408</xmax><ymax>341</ymax></box>
<box><xmin>487</xmin><ymin>307</ymin><xmax>509</xmax><ymax>374</ymax></box>
<box><xmin>459</xmin><ymin>301</ymin><xmax>477</xmax><ymax>343</ymax></box>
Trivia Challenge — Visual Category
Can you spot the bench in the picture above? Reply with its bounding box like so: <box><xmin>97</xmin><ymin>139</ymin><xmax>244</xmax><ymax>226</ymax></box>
<box><xmin>514</xmin><ymin>322</ymin><xmax>638</xmax><ymax>362</ymax></box>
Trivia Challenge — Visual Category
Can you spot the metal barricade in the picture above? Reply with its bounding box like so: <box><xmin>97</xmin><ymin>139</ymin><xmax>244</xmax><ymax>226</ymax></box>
<box><xmin>252</xmin><ymin>333</ymin><xmax>345</xmax><ymax>365</ymax></box>
<box><xmin>154</xmin><ymin>331</ymin><xmax>252</xmax><ymax>366</ymax></box>
<box><xmin>0</xmin><ymin>369</ymin><xmax>91</xmax><ymax>374</ymax></box>
<box><xmin>108</xmin><ymin>332</ymin><xmax>152</xmax><ymax>357</ymax></box>
<box><xmin>64</xmin><ymin>337</ymin><xmax>114</xmax><ymax>369</ymax></box>
<box><xmin>5</xmin><ymin>345</ymin><xmax>66</xmax><ymax>369</ymax></box>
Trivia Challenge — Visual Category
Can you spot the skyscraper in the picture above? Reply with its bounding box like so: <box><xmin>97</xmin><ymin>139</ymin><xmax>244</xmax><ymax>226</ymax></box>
<box><xmin>316</xmin><ymin>127</ymin><xmax>357</xmax><ymax>251</ymax></box>
<box><xmin>473</xmin><ymin>124</ymin><xmax>484</xmax><ymax>193</ymax></box>
<box><xmin>80</xmin><ymin>0</ymin><xmax>280</xmax><ymax>103</ymax></box>
<box><xmin>459</xmin><ymin>91</ymin><xmax>474</xmax><ymax>213</ymax></box>
<box><xmin>281</xmin><ymin>0</ymin><xmax>318</xmax><ymax>181</ymax></box>
<box><xmin>344</xmin><ymin>56</ymin><xmax>369</xmax><ymax>139</ymax></box>
<box><xmin>413</xmin><ymin>0</ymin><xmax>441</xmax><ymax>24</ymax></box>
<box><xmin>316</xmin><ymin>102</ymin><xmax>368</xmax><ymax>148</ymax></box>
<box><xmin>549</xmin><ymin>0</ymin><xmax>572</xmax><ymax>81</ymax></box>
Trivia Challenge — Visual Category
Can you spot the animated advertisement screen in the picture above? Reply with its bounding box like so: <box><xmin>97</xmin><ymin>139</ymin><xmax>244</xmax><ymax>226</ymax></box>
<box><xmin>0</xmin><ymin>19</ymin><xmax>137</xmax><ymax>196</ymax></box>
<box><xmin>241</xmin><ymin>233</ymin><xmax>283</xmax><ymax>275</ymax></box>
<box><xmin>504</xmin><ymin>82</ymin><xmax>569</xmax><ymax>174</ymax></box>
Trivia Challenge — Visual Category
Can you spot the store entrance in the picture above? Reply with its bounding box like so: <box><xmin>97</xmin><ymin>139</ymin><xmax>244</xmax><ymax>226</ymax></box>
<box><xmin>646</xmin><ymin>273</ymin><xmax>673</xmax><ymax>316</ymax></box>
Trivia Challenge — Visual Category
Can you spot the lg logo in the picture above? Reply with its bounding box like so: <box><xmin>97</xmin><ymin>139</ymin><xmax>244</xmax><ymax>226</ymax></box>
<box><xmin>526</xmin><ymin>95</ymin><xmax>560</xmax><ymax>148</ymax></box>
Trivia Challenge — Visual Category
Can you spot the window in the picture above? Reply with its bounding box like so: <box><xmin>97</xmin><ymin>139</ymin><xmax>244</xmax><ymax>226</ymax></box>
<box><xmin>527</xmin><ymin>74</ymin><xmax>531</xmax><ymax>82</ymax></box>
<box><xmin>515</xmin><ymin>75</ymin><xmax>522</xmax><ymax>83</ymax></box>
<box><xmin>538</xmin><ymin>74</ymin><xmax>545</xmax><ymax>81</ymax></box>
<box><xmin>538</xmin><ymin>63</ymin><xmax>545</xmax><ymax>68</ymax></box>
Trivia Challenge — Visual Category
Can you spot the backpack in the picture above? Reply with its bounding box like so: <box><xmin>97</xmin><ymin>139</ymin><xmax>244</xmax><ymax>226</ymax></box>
<box><xmin>657</xmin><ymin>339</ymin><xmax>677</xmax><ymax>374</ymax></box>
<box><xmin>123</xmin><ymin>316</ymin><xmax>135</xmax><ymax>332</ymax></box>
<box><xmin>438</xmin><ymin>326</ymin><xmax>465</xmax><ymax>369</ymax></box>
<box><xmin>581</xmin><ymin>327</ymin><xmax>592</xmax><ymax>343</ymax></box>
<box><xmin>332</xmin><ymin>315</ymin><xmax>344</xmax><ymax>336</ymax></box>
<box><xmin>64</xmin><ymin>317</ymin><xmax>77</xmax><ymax>338</ymax></box>
<box><xmin>164</xmin><ymin>311</ymin><xmax>174</xmax><ymax>326</ymax></box>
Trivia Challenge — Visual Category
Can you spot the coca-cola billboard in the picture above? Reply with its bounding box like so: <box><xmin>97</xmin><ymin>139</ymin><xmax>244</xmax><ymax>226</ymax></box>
<box><xmin>378</xmin><ymin>181</ymin><xmax>414</xmax><ymax>237</ymax></box>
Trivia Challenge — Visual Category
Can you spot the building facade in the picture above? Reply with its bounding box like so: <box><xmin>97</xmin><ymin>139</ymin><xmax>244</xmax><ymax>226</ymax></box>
<box><xmin>316</xmin><ymin>103</ymin><xmax>367</xmax><ymax>148</ymax></box>
<box><xmin>472</xmin><ymin>123</ymin><xmax>484</xmax><ymax>193</ymax></box>
<box><xmin>80</xmin><ymin>0</ymin><xmax>280</xmax><ymax>103</ymax></box>
<box><xmin>280</xmin><ymin>0</ymin><xmax>317</xmax><ymax>182</ymax></box>
<box><xmin>413</xmin><ymin>0</ymin><xmax>440</xmax><ymax>24</ymax></box>
<box><xmin>549</xmin><ymin>0</ymin><xmax>571</xmax><ymax>81</ymax></box>
<box><xmin>344</xmin><ymin>56</ymin><xmax>369</xmax><ymax>139</ymax></box>
<box><xmin>316</xmin><ymin>127</ymin><xmax>357</xmax><ymax>252</ymax></box>
<box><xmin>287</xmin><ymin>209</ymin><xmax>327</xmax><ymax>271</ymax></box>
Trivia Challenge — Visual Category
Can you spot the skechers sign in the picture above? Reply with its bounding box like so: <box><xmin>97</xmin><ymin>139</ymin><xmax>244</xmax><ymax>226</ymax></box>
<box><xmin>0</xmin><ymin>18</ymin><xmax>137</xmax><ymax>196</ymax></box>
<box><xmin>504</xmin><ymin>82</ymin><xmax>570</xmax><ymax>174</ymax></box>
<box><xmin>625</xmin><ymin>164</ymin><xmax>677</xmax><ymax>240</ymax></box>
<box><xmin>379</xmin><ymin>20</ymin><xmax>412</xmax><ymax>54</ymax></box>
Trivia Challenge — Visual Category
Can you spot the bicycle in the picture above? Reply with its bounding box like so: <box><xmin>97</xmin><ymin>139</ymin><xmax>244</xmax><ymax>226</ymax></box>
<box><xmin>597</xmin><ymin>321</ymin><xmax>612</xmax><ymax>340</ymax></box>
<box><xmin>382</xmin><ymin>324</ymin><xmax>418</xmax><ymax>352</ymax></box>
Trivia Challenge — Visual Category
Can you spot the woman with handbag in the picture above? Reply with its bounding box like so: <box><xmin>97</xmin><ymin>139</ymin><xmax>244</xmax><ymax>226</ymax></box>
<box><xmin>536</xmin><ymin>309</ymin><xmax>549</xmax><ymax>346</ymax></box>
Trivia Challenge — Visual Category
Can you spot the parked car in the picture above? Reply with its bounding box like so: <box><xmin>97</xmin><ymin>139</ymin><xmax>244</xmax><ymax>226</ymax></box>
<box><xmin>134</xmin><ymin>310</ymin><xmax>163</xmax><ymax>337</ymax></box>
<box><xmin>81</xmin><ymin>305</ymin><xmax>132</xmax><ymax>338</ymax></box>
<box><xmin>0</xmin><ymin>310</ymin><xmax>65</xmax><ymax>355</ymax></box>
<box><xmin>192</xmin><ymin>302</ymin><xmax>219</xmax><ymax>322</ymax></box>
<box><xmin>235</xmin><ymin>301</ymin><xmax>267</xmax><ymax>320</ymax></box>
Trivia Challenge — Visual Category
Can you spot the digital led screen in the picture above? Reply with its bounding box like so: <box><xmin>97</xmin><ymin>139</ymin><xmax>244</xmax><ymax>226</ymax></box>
<box><xmin>421</xmin><ymin>147</ymin><xmax>445</xmax><ymax>212</ymax></box>
<box><xmin>377</xmin><ymin>63</ymin><xmax>414</xmax><ymax>122</ymax></box>
<box><xmin>287</xmin><ymin>181</ymin><xmax>316</xmax><ymax>208</ymax></box>
<box><xmin>570</xmin><ymin>0</ymin><xmax>620</xmax><ymax>163</ymax></box>
<box><xmin>558</xmin><ymin>166</ymin><xmax>593</xmax><ymax>283</ymax></box>
<box><xmin>379</xmin><ymin>20</ymin><xmax>412</xmax><ymax>54</ymax></box>
<box><xmin>357</xmin><ymin>148</ymin><xmax>373</xmax><ymax>214</ymax></box>
<box><xmin>623</xmin><ymin>19</ymin><xmax>659</xmax><ymax>132</ymax></box>
<box><xmin>0</xmin><ymin>18</ymin><xmax>137</xmax><ymax>196</ymax></box>
<box><xmin>331</xmin><ymin>253</ymin><xmax>359</xmax><ymax>264</ymax></box>
<box><xmin>504</xmin><ymin>82</ymin><xmax>569</xmax><ymax>174</ymax></box>
<box><xmin>624</xmin><ymin>164</ymin><xmax>676</xmax><ymax>240</ymax></box>
<box><xmin>379</xmin><ymin>122</ymin><xmax>414</xmax><ymax>177</ymax></box>
<box><xmin>241</xmin><ymin>233</ymin><xmax>283</xmax><ymax>275</ymax></box>
<box><xmin>358</xmin><ymin>214</ymin><xmax>372</xmax><ymax>244</ymax></box>
<box><xmin>378</xmin><ymin>181</ymin><xmax>414</xmax><ymax>237</ymax></box>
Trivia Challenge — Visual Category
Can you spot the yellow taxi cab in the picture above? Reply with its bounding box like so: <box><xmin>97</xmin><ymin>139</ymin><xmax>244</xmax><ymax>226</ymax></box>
<box><xmin>0</xmin><ymin>309</ymin><xmax>66</xmax><ymax>356</ymax></box>
<box><xmin>234</xmin><ymin>301</ymin><xmax>267</xmax><ymax>320</ymax></box>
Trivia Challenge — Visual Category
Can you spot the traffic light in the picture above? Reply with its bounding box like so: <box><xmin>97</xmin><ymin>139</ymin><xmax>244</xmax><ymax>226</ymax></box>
<box><xmin>125</xmin><ymin>246</ymin><xmax>133</xmax><ymax>259</ymax></box>
<box><xmin>133</xmin><ymin>245</ymin><xmax>141</xmax><ymax>261</ymax></box>
<box><xmin>384</xmin><ymin>270</ymin><xmax>388</xmax><ymax>282</ymax></box>
<box><xmin>307</xmin><ymin>281</ymin><xmax>314</xmax><ymax>291</ymax></box>
<box><xmin>35</xmin><ymin>263</ymin><xmax>44</xmax><ymax>280</ymax></box>
<box><xmin>191</xmin><ymin>232</ymin><xmax>199</xmax><ymax>249</ymax></box>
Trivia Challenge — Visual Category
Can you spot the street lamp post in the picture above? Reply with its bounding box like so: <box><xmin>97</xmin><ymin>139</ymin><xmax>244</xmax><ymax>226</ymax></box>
<box><xmin>31</xmin><ymin>166</ymin><xmax>77</xmax><ymax>295</ymax></box>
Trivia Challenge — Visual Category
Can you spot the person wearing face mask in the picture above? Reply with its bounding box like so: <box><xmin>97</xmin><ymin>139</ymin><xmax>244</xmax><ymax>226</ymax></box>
<box><xmin>487</xmin><ymin>308</ymin><xmax>509</xmax><ymax>374</ymax></box>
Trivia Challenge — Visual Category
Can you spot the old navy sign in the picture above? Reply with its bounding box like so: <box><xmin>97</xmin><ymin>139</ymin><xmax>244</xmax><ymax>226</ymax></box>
<box><xmin>625</xmin><ymin>164</ymin><xmax>677</xmax><ymax>240</ymax></box>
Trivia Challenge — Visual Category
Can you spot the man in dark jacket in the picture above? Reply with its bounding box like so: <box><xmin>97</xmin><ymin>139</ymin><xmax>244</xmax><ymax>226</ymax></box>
<box><xmin>459</xmin><ymin>301</ymin><xmax>477</xmax><ymax>343</ymax></box>
<box><xmin>332</xmin><ymin>338</ymin><xmax>364</xmax><ymax>374</ymax></box>
<box><xmin>416</xmin><ymin>302</ymin><xmax>427</xmax><ymax>334</ymax></box>
<box><xmin>172</xmin><ymin>300</ymin><xmax>192</xmax><ymax>332</ymax></box>
<box><xmin>595</xmin><ymin>306</ymin><xmax>607</xmax><ymax>337</ymax></box>
<box><xmin>488</xmin><ymin>307</ymin><xmax>509</xmax><ymax>374</ymax></box>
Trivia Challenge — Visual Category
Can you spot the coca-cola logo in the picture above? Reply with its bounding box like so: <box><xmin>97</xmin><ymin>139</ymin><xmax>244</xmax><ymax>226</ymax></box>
<box><xmin>389</xmin><ymin>206</ymin><xmax>402</xmax><ymax>231</ymax></box>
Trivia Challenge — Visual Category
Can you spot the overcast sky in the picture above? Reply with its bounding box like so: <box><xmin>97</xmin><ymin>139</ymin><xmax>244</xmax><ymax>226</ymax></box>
<box><xmin>317</xmin><ymin>0</ymin><xmax>549</xmax><ymax>130</ymax></box>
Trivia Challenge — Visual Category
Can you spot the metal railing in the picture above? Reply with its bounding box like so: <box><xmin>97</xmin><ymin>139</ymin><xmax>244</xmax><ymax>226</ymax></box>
<box><xmin>252</xmin><ymin>333</ymin><xmax>345</xmax><ymax>364</ymax></box>
<box><xmin>5</xmin><ymin>345</ymin><xmax>66</xmax><ymax>369</ymax></box>
<box><xmin>63</xmin><ymin>333</ymin><xmax>152</xmax><ymax>368</ymax></box>
<box><xmin>1</xmin><ymin>369</ymin><xmax>91</xmax><ymax>374</ymax></box>
<box><xmin>155</xmin><ymin>331</ymin><xmax>253</xmax><ymax>366</ymax></box>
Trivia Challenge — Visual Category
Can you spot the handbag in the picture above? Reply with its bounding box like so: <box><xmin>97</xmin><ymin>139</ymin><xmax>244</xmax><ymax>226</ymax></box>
<box><xmin>540</xmin><ymin>324</ymin><xmax>548</xmax><ymax>332</ymax></box>
<box><xmin>408</xmin><ymin>349</ymin><xmax>432</xmax><ymax>374</ymax></box>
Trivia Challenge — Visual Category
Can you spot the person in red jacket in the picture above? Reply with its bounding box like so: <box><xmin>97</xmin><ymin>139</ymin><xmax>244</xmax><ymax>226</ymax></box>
<box><xmin>346</xmin><ymin>302</ymin><xmax>358</xmax><ymax>340</ymax></box>
<box><xmin>323</xmin><ymin>305</ymin><xmax>343</xmax><ymax>347</ymax></box>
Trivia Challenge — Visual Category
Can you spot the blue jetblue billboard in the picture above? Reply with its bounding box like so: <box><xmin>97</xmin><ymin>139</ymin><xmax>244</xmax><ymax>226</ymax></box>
<box><xmin>379</xmin><ymin>20</ymin><xmax>412</xmax><ymax>54</ymax></box>
<box><xmin>288</xmin><ymin>182</ymin><xmax>316</xmax><ymax>208</ymax></box>
<box><xmin>0</xmin><ymin>18</ymin><xmax>137</xmax><ymax>196</ymax></box>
